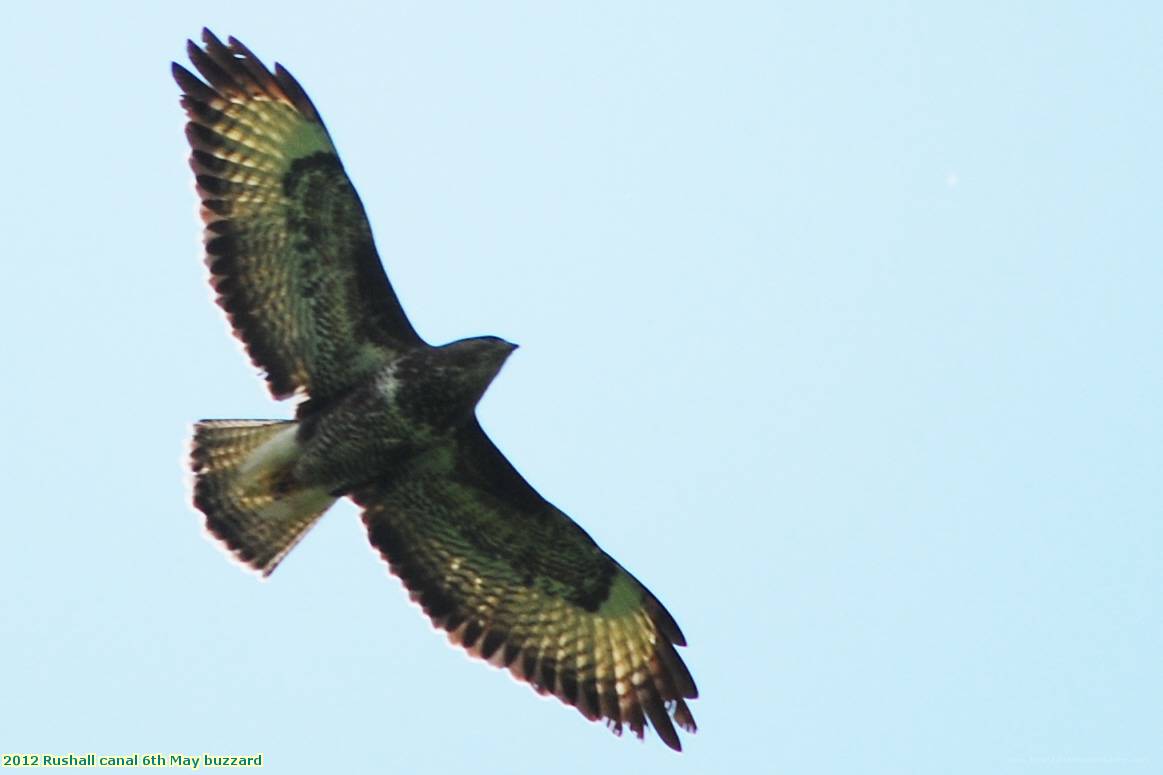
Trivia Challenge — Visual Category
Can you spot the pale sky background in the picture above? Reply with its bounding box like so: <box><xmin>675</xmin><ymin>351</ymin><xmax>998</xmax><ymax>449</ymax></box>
<box><xmin>1</xmin><ymin>3</ymin><xmax>1160</xmax><ymax>774</ymax></box>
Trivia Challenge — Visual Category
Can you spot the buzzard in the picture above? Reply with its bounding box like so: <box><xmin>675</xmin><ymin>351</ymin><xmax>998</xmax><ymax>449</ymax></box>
<box><xmin>175</xmin><ymin>30</ymin><xmax>697</xmax><ymax>750</ymax></box>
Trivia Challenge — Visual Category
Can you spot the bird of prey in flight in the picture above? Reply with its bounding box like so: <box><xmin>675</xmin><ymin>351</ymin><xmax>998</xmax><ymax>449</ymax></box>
<box><xmin>175</xmin><ymin>29</ymin><xmax>697</xmax><ymax>750</ymax></box>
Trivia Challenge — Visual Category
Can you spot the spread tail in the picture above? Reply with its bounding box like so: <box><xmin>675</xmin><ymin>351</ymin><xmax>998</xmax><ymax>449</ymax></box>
<box><xmin>190</xmin><ymin>419</ymin><xmax>337</xmax><ymax>576</ymax></box>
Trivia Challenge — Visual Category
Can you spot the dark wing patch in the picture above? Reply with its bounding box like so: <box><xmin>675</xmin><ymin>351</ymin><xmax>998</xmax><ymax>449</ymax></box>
<box><xmin>352</xmin><ymin>421</ymin><xmax>698</xmax><ymax>751</ymax></box>
<box><xmin>175</xmin><ymin>29</ymin><xmax>422</xmax><ymax>400</ymax></box>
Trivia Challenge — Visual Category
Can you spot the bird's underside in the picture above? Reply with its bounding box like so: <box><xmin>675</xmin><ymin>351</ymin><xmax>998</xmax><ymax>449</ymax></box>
<box><xmin>176</xmin><ymin>29</ymin><xmax>698</xmax><ymax>751</ymax></box>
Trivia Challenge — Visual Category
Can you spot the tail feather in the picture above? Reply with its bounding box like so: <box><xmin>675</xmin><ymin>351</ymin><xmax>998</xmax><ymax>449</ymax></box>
<box><xmin>190</xmin><ymin>419</ymin><xmax>336</xmax><ymax>576</ymax></box>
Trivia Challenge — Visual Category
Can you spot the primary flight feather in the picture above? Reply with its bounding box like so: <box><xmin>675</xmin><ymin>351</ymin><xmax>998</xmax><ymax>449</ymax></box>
<box><xmin>176</xmin><ymin>29</ymin><xmax>697</xmax><ymax>750</ymax></box>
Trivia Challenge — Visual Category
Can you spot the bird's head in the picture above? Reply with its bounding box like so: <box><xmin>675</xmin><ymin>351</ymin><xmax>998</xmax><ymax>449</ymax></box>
<box><xmin>444</xmin><ymin>335</ymin><xmax>518</xmax><ymax>389</ymax></box>
<box><xmin>406</xmin><ymin>336</ymin><xmax>517</xmax><ymax>425</ymax></box>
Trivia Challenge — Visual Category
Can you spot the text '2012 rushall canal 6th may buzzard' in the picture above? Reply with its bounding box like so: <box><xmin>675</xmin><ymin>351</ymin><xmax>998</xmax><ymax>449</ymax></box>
<box><xmin>4</xmin><ymin>753</ymin><xmax>262</xmax><ymax>768</ymax></box>
<box><xmin>174</xmin><ymin>29</ymin><xmax>698</xmax><ymax>751</ymax></box>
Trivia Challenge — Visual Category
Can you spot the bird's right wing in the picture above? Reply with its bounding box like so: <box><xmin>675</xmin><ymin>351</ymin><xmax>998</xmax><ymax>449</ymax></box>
<box><xmin>175</xmin><ymin>30</ymin><xmax>423</xmax><ymax>401</ymax></box>
<box><xmin>352</xmin><ymin>420</ymin><xmax>698</xmax><ymax>750</ymax></box>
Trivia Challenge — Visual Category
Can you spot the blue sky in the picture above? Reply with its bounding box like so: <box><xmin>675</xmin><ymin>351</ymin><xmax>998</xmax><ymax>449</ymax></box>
<box><xmin>2</xmin><ymin>3</ymin><xmax>1160</xmax><ymax>773</ymax></box>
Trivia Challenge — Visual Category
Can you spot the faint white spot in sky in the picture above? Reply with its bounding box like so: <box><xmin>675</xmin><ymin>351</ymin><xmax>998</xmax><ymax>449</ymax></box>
<box><xmin>946</xmin><ymin>171</ymin><xmax>960</xmax><ymax>188</ymax></box>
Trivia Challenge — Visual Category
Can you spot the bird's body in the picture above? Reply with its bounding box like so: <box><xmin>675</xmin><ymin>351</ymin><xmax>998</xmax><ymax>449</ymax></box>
<box><xmin>292</xmin><ymin>338</ymin><xmax>517</xmax><ymax>491</ymax></box>
<box><xmin>176</xmin><ymin>30</ymin><xmax>698</xmax><ymax>751</ymax></box>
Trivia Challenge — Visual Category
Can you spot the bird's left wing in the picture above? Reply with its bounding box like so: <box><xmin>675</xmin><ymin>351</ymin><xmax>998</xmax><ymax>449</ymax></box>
<box><xmin>352</xmin><ymin>420</ymin><xmax>698</xmax><ymax>751</ymax></box>
<box><xmin>174</xmin><ymin>30</ymin><xmax>422</xmax><ymax>401</ymax></box>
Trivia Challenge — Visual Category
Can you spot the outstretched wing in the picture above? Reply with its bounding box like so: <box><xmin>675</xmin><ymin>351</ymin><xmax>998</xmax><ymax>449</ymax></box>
<box><xmin>174</xmin><ymin>30</ymin><xmax>422</xmax><ymax>401</ymax></box>
<box><xmin>352</xmin><ymin>420</ymin><xmax>698</xmax><ymax>751</ymax></box>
